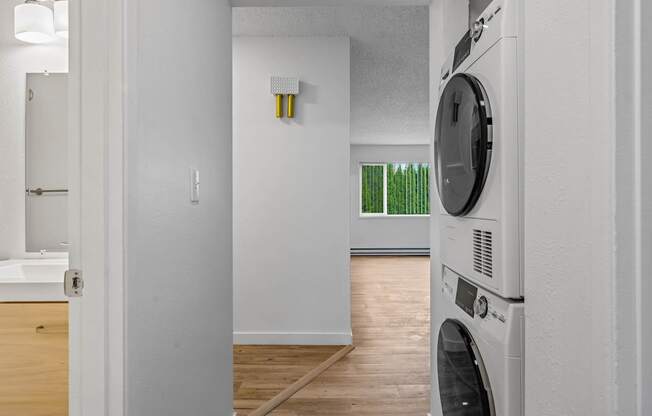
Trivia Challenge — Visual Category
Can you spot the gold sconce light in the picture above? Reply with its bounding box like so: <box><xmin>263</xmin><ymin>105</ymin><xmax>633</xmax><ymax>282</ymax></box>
<box><xmin>275</xmin><ymin>94</ymin><xmax>283</xmax><ymax>118</ymax></box>
<box><xmin>270</xmin><ymin>77</ymin><xmax>300</xmax><ymax>119</ymax></box>
<box><xmin>287</xmin><ymin>94</ymin><xmax>296</xmax><ymax>118</ymax></box>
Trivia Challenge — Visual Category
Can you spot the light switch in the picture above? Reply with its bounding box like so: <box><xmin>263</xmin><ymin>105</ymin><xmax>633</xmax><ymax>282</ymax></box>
<box><xmin>190</xmin><ymin>168</ymin><xmax>200</xmax><ymax>204</ymax></box>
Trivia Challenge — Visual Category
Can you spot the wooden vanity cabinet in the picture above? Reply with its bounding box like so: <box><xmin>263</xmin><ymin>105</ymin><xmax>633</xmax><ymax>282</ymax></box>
<box><xmin>0</xmin><ymin>302</ymin><xmax>68</xmax><ymax>416</ymax></box>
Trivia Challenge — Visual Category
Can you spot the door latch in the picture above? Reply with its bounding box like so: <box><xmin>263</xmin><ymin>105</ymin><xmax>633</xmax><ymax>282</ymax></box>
<box><xmin>64</xmin><ymin>269</ymin><xmax>83</xmax><ymax>297</ymax></box>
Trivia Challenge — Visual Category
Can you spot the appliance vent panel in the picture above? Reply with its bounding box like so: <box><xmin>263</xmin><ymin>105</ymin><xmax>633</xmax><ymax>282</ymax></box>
<box><xmin>472</xmin><ymin>229</ymin><xmax>493</xmax><ymax>278</ymax></box>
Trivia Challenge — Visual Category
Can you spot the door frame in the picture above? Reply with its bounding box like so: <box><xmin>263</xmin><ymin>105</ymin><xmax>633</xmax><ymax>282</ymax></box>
<box><xmin>614</xmin><ymin>0</ymin><xmax>652</xmax><ymax>414</ymax></box>
<box><xmin>68</xmin><ymin>0</ymin><xmax>125</xmax><ymax>414</ymax></box>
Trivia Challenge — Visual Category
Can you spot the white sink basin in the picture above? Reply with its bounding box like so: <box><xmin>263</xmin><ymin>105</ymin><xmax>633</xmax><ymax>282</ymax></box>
<box><xmin>0</xmin><ymin>258</ymin><xmax>68</xmax><ymax>301</ymax></box>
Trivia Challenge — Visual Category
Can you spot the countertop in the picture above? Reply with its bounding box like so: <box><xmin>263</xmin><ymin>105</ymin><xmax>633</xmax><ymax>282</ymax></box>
<box><xmin>0</xmin><ymin>258</ymin><xmax>69</xmax><ymax>302</ymax></box>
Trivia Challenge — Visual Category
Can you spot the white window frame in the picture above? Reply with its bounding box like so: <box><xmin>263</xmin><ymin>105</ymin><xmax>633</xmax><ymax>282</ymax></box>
<box><xmin>359</xmin><ymin>162</ymin><xmax>431</xmax><ymax>218</ymax></box>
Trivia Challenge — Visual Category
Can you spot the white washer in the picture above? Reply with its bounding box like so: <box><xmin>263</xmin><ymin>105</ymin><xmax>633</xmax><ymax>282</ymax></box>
<box><xmin>432</xmin><ymin>267</ymin><xmax>524</xmax><ymax>416</ymax></box>
<box><xmin>434</xmin><ymin>0</ymin><xmax>523</xmax><ymax>299</ymax></box>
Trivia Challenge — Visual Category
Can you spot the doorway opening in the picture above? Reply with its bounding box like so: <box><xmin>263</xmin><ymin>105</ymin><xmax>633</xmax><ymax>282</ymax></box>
<box><xmin>0</xmin><ymin>1</ymin><xmax>70</xmax><ymax>414</ymax></box>
<box><xmin>231</xmin><ymin>5</ymin><xmax>431</xmax><ymax>415</ymax></box>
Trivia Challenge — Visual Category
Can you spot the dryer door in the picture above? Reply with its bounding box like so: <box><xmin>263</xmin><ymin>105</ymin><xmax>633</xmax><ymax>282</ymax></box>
<box><xmin>437</xmin><ymin>319</ymin><xmax>495</xmax><ymax>416</ymax></box>
<box><xmin>435</xmin><ymin>73</ymin><xmax>492</xmax><ymax>216</ymax></box>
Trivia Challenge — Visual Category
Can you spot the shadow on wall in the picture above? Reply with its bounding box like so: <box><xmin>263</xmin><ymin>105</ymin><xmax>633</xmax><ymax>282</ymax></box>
<box><xmin>281</xmin><ymin>81</ymin><xmax>318</xmax><ymax>126</ymax></box>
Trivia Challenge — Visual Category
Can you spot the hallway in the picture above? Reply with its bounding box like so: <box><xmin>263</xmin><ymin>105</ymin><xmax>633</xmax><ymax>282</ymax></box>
<box><xmin>234</xmin><ymin>256</ymin><xmax>430</xmax><ymax>415</ymax></box>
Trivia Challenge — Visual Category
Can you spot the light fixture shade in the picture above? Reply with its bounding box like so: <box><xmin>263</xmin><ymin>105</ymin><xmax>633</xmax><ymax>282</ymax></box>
<box><xmin>14</xmin><ymin>2</ymin><xmax>55</xmax><ymax>44</ymax></box>
<box><xmin>53</xmin><ymin>1</ymin><xmax>68</xmax><ymax>39</ymax></box>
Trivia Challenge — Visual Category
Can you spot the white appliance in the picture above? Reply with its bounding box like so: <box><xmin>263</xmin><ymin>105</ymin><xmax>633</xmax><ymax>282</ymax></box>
<box><xmin>433</xmin><ymin>267</ymin><xmax>524</xmax><ymax>416</ymax></box>
<box><xmin>434</xmin><ymin>0</ymin><xmax>523</xmax><ymax>299</ymax></box>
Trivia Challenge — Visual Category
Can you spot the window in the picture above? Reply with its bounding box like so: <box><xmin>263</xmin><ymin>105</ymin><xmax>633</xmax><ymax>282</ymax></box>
<box><xmin>360</xmin><ymin>163</ymin><xmax>431</xmax><ymax>216</ymax></box>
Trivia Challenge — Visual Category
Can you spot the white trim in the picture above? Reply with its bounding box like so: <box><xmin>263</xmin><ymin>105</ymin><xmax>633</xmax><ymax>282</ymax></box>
<box><xmin>587</xmin><ymin>0</ymin><xmax>617</xmax><ymax>412</ymax></box>
<box><xmin>69</xmin><ymin>0</ymin><xmax>125</xmax><ymax>415</ymax></box>
<box><xmin>233</xmin><ymin>331</ymin><xmax>353</xmax><ymax>345</ymax></box>
<box><xmin>106</xmin><ymin>0</ymin><xmax>125</xmax><ymax>414</ymax></box>
<box><xmin>383</xmin><ymin>161</ymin><xmax>388</xmax><ymax>214</ymax></box>
<box><xmin>67</xmin><ymin>0</ymin><xmax>81</xmax><ymax>411</ymax></box>
<box><xmin>632</xmin><ymin>4</ymin><xmax>644</xmax><ymax>415</ymax></box>
<box><xmin>614</xmin><ymin>0</ymin><xmax>650</xmax><ymax>414</ymax></box>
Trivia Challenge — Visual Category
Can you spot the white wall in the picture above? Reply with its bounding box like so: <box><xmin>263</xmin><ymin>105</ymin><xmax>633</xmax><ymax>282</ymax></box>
<box><xmin>350</xmin><ymin>145</ymin><xmax>430</xmax><ymax>251</ymax></box>
<box><xmin>124</xmin><ymin>0</ymin><xmax>233</xmax><ymax>414</ymax></box>
<box><xmin>233</xmin><ymin>37</ymin><xmax>351</xmax><ymax>345</ymax></box>
<box><xmin>523</xmin><ymin>1</ymin><xmax>615</xmax><ymax>415</ymax></box>
<box><xmin>441</xmin><ymin>0</ymin><xmax>469</xmax><ymax>54</ymax></box>
<box><xmin>0</xmin><ymin>1</ymin><xmax>68</xmax><ymax>259</ymax></box>
<box><xmin>233</xmin><ymin>6</ymin><xmax>429</xmax><ymax>145</ymax></box>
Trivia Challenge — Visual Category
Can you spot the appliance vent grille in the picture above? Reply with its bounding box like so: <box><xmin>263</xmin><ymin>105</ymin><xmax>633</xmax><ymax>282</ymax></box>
<box><xmin>472</xmin><ymin>229</ymin><xmax>493</xmax><ymax>278</ymax></box>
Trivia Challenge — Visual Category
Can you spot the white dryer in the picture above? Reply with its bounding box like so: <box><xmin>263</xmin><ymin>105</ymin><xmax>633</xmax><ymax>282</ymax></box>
<box><xmin>434</xmin><ymin>0</ymin><xmax>523</xmax><ymax>299</ymax></box>
<box><xmin>433</xmin><ymin>267</ymin><xmax>524</xmax><ymax>416</ymax></box>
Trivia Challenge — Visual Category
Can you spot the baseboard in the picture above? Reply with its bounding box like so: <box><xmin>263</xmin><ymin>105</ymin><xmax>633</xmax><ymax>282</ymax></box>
<box><xmin>233</xmin><ymin>330</ymin><xmax>353</xmax><ymax>345</ymax></box>
<box><xmin>350</xmin><ymin>247</ymin><xmax>430</xmax><ymax>256</ymax></box>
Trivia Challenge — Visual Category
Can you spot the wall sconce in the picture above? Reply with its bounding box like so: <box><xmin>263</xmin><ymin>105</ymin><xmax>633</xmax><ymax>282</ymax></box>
<box><xmin>271</xmin><ymin>77</ymin><xmax>300</xmax><ymax>119</ymax></box>
<box><xmin>14</xmin><ymin>0</ymin><xmax>68</xmax><ymax>44</ymax></box>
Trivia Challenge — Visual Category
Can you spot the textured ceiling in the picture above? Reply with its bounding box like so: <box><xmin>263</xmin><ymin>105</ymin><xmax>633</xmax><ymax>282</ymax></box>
<box><xmin>233</xmin><ymin>6</ymin><xmax>430</xmax><ymax>145</ymax></box>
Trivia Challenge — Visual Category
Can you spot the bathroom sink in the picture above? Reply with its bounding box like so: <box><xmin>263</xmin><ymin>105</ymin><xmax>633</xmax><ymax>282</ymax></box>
<box><xmin>0</xmin><ymin>258</ymin><xmax>68</xmax><ymax>301</ymax></box>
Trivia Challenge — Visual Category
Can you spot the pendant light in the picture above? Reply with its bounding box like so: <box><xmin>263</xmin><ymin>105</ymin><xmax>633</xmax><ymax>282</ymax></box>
<box><xmin>53</xmin><ymin>0</ymin><xmax>68</xmax><ymax>39</ymax></box>
<box><xmin>14</xmin><ymin>0</ymin><xmax>55</xmax><ymax>44</ymax></box>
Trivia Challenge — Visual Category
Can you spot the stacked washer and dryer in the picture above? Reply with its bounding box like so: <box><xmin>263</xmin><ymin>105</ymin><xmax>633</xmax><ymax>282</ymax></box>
<box><xmin>432</xmin><ymin>0</ymin><xmax>524</xmax><ymax>415</ymax></box>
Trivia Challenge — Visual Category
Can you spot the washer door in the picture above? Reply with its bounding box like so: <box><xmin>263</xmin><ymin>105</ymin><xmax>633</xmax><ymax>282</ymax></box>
<box><xmin>434</xmin><ymin>73</ymin><xmax>492</xmax><ymax>216</ymax></box>
<box><xmin>437</xmin><ymin>319</ymin><xmax>495</xmax><ymax>416</ymax></box>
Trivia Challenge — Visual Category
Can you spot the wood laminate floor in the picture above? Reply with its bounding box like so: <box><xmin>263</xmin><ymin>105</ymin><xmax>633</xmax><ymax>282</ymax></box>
<box><xmin>234</xmin><ymin>256</ymin><xmax>430</xmax><ymax>415</ymax></box>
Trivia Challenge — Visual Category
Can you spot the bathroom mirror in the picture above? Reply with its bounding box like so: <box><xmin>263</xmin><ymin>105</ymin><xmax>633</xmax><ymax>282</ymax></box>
<box><xmin>25</xmin><ymin>73</ymin><xmax>69</xmax><ymax>253</ymax></box>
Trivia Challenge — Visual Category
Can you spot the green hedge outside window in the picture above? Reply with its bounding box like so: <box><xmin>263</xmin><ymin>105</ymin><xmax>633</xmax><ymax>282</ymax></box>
<box><xmin>361</xmin><ymin>163</ymin><xmax>430</xmax><ymax>216</ymax></box>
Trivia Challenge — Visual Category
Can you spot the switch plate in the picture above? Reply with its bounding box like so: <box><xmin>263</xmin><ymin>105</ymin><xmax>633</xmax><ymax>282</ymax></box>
<box><xmin>190</xmin><ymin>168</ymin><xmax>200</xmax><ymax>204</ymax></box>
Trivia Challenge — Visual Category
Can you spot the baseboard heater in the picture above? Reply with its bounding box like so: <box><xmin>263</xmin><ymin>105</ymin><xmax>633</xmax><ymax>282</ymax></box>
<box><xmin>350</xmin><ymin>247</ymin><xmax>430</xmax><ymax>256</ymax></box>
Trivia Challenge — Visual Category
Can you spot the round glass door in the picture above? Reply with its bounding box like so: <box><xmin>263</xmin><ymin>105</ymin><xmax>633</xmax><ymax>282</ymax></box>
<box><xmin>434</xmin><ymin>73</ymin><xmax>492</xmax><ymax>216</ymax></box>
<box><xmin>437</xmin><ymin>319</ymin><xmax>494</xmax><ymax>416</ymax></box>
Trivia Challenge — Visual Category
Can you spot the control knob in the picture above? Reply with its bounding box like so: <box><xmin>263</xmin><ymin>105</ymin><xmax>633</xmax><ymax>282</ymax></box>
<box><xmin>472</xmin><ymin>18</ymin><xmax>487</xmax><ymax>42</ymax></box>
<box><xmin>474</xmin><ymin>295</ymin><xmax>489</xmax><ymax>318</ymax></box>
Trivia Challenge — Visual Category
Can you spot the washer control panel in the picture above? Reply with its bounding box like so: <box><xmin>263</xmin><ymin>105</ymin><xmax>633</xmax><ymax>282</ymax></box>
<box><xmin>442</xmin><ymin>266</ymin><xmax>508</xmax><ymax>324</ymax></box>
<box><xmin>455</xmin><ymin>276</ymin><xmax>478</xmax><ymax>317</ymax></box>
